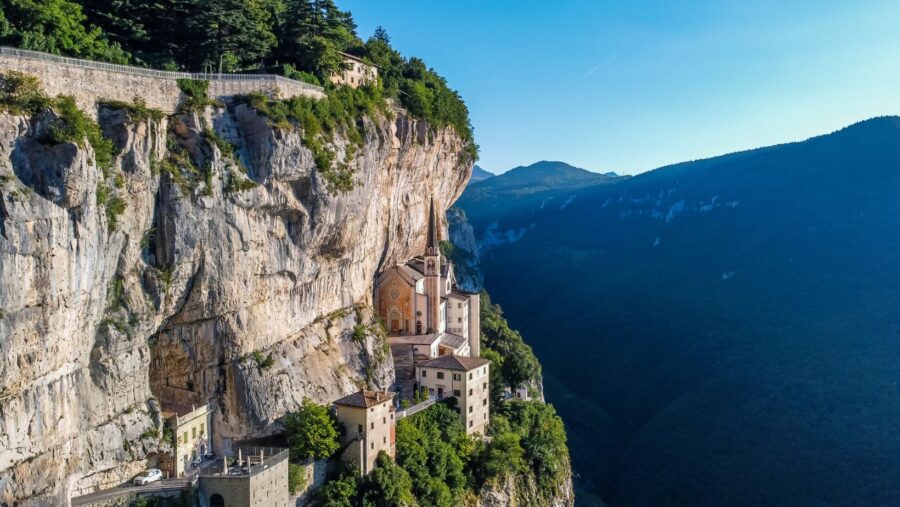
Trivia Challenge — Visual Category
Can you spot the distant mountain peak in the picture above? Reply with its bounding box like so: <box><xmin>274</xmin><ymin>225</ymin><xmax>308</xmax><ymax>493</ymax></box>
<box><xmin>470</xmin><ymin>165</ymin><xmax>496</xmax><ymax>183</ymax></box>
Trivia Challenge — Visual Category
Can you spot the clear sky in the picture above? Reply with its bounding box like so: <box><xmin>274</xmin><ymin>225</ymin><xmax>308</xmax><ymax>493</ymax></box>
<box><xmin>340</xmin><ymin>0</ymin><xmax>900</xmax><ymax>175</ymax></box>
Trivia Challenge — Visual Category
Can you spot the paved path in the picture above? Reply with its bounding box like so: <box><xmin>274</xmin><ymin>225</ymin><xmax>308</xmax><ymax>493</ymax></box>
<box><xmin>390</xmin><ymin>343</ymin><xmax>417</xmax><ymax>400</ymax></box>
<box><xmin>71</xmin><ymin>477</ymin><xmax>192</xmax><ymax>506</ymax></box>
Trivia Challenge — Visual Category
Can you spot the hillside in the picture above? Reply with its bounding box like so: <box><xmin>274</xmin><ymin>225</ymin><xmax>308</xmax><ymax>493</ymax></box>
<box><xmin>453</xmin><ymin>117</ymin><xmax>900</xmax><ymax>505</ymax></box>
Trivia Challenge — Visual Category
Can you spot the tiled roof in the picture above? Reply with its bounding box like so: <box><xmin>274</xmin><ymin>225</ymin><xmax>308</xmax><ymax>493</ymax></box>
<box><xmin>333</xmin><ymin>390</ymin><xmax>395</xmax><ymax>409</ymax></box>
<box><xmin>418</xmin><ymin>354</ymin><xmax>490</xmax><ymax>371</ymax></box>
<box><xmin>439</xmin><ymin>333</ymin><xmax>467</xmax><ymax>349</ymax></box>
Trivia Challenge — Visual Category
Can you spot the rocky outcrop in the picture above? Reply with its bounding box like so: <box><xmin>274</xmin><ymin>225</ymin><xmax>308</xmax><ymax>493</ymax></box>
<box><xmin>0</xmin><ymin>95</ymin><xmax>472</xmax><ymax>504</ymax></box>
<box><xmin>477</xmin><ymin>469</ymin><xmax>575</xmax><ymax>507</ymax></box>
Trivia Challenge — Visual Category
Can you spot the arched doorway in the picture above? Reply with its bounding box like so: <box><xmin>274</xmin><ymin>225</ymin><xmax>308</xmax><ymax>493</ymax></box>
<box><xmin>389</xmin><ymin>308</ymin><xmax>401</xmax><ymax>334</ymax></box>
<box><xmin>210</xmin><ymin>493</ymin><xmax>225</xmax><ymax>507</ymax></box>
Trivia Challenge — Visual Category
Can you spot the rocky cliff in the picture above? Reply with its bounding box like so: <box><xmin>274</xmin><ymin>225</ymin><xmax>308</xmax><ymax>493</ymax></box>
<box><xmin>0</xmin><ymin>91</ymin><xmax>471</xmax><ymax>504</ymax></box>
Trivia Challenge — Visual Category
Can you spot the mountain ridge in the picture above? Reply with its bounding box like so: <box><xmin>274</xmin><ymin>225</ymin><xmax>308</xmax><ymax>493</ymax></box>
<box><xmin>452</xmin><ymin>115</ymin><xmax>900</xmax><ymax>506</ymax></box>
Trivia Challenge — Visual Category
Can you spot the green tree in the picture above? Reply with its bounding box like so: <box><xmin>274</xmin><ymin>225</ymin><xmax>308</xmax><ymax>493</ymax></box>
<box><xmin>318</xmin><ymin>468</ymin><xmax>359</xmax><ymax>507</ymax></box>
<box><xmin>481</xmin><ymin>431</ymin><xmax>526</xmax><ymax>479</ymax></box>
<box><xmin>1</xmin><ymin>0</ymin><xmax>130</xmax><ymax>63</ymax></box>
<box><xmin>479</xmin><ymin>348</ymin><xmax>507</xmax><ymax>407</ymax></box>
<box><xmin>282</xmin><ymin>397</ymin><xmax>340</xmax><ymax>460</ymax></box>
<box><xmin>276</xmin><ymin>0</ymin><xmax>359</xmax><ymax>78</ymax></box>
<box><xmin>187</xmin><ymin>0</ymin><xmax>276</xmax><ymax>72</ymax></box>
<box><xmin>359</xmin><ymin>452</ymin><xmax>416</xmax><ymax>507</ymax></box>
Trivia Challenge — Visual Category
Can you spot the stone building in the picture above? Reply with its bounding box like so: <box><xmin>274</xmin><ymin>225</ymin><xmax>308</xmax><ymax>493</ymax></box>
<box><xmin>333</xmin><ymin>390</ymin><xmax>396</xmax><ymax>475</ymax></box>
<box><xmin>160</xmin><ymin>403</ymin><xmax>210</xmax><ymax>477</ymax></box>
<box><xmin>376</xmin><ymin>197</ymin><xmax>481</xmax><ymax>361</ymax></box>
<box><xmin>330</xmin><ymin>51</ymin><xmax>378</xmax><ymax>88</ymax></box>
<box><xmin>199</xmin><ymin>447</ymin><xmax>289</xmax><ymax>507</ymax></box>
<box><xmin>416</xmin><ymin>355</ymin><xmax>491</xmax><ymax>435</ymax></box>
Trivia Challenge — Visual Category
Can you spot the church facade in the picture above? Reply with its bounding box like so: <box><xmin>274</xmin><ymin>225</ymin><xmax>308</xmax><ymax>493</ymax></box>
<box><xmin>375</xmin><ymin>198</ymin><xmax>480</xmax><ymax>359</ymax></box>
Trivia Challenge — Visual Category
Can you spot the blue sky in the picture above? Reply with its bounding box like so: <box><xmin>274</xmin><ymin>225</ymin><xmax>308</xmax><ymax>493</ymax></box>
<box><xmin>341</xmin><ymin>0</ymin><xmax>900</xmax><ymax>175</ymax></box>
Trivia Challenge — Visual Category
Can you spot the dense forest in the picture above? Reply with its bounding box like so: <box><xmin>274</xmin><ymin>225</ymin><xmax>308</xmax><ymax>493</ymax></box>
<box><xmin>0</xmin><ymin>0</ymin><xmax>476</xmax><ymax>156</ymax></box>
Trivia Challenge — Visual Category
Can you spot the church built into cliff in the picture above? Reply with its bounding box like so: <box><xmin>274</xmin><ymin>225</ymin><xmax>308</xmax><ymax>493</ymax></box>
<box><xmin>375</xmin><ymin>198</ymin><xmax>481</xmax><ymax>360</ymax></box>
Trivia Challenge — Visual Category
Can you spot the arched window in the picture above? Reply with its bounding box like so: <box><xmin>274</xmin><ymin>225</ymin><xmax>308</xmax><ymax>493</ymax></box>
<box><xmin>416</xmin><ymin>321</ymin><xmax>423</xmax><ymax>334</ymax></box>
<box><xmin>210</xmin><ymin>494</ymin><xmax>225</xmax><ymax>507</ymax></box>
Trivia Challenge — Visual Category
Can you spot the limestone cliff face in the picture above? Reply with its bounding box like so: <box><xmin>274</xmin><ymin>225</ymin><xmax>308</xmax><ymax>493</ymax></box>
<box><xmin>477</xmin><ymin>468</ymin><xmax>575</xmax><ymax>507</ymax></box>
<box><xmin>0</xmin><ymin>100</ymin><xmax>471</xmax><ymax>504</ymax></box>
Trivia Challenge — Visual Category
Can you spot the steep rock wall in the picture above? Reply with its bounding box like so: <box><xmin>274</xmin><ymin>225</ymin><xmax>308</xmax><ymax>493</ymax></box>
<box><xmin>0</xmin><ymin>97</ymin><xmax>471</xmax><ymax>504</ymax></box>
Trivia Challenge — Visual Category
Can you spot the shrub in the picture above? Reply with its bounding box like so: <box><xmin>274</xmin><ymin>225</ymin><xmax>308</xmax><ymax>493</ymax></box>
<box><xmin>177</xmin><ymin>79</ymin><xmax>219</xmax><ymax>111</ymax></box>
<box><xmin>288</xmin><ymin>463</ymin><xmax>307</xmax><ymax>496</ymax></box>
<box><xmin>99</xmin><ymin>96</ymin><xmax>165</xmax><ymax>122</ymax></box>
<box><xmin>44</xmin><ymin>95</ymin><xmax>117</xmax><ymax>172</ymax></box>
<box><xmin>105</xmin><ymin>195</ymin><xmax>127</xmax><ymax>231</ymax></box>
<box><xmin>223</xmin><ymin>170</ymin><xmax>257</xmax><ymax>194</ymax></box>
<box><xmin>251</xmin><ymin>350</ymin><xmax>275</xmax><ymax>370</ymax></box>
<box><xmin>0</xmin><ymin>71</ymin><xmax>50</xmax><ymax>115</ymax></box>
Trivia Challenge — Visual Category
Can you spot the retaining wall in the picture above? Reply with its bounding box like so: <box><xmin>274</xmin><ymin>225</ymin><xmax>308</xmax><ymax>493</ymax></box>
<box><xmin>0</xmin><ymin>47</ymin><xmax>325</xmax><ymax>116</ymax></box>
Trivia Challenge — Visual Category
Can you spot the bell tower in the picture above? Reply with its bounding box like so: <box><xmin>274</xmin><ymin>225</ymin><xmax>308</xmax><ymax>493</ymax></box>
<box><xmin>424</xmin><ymin>196</ymin><xmax>442</xmax><ymax>333</ymax></box>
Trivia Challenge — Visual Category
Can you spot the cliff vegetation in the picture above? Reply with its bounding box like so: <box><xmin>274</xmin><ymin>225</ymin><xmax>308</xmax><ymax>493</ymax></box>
<box><xmin>0</xmin><ymin>0</ymin><xmax>477</xmax><ymax>159</ymax></box>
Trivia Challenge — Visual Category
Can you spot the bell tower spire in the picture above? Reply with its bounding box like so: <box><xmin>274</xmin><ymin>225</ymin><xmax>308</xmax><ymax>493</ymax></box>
<box><xmin>424</xmin><ymin>196</ymin><xmax>442</xmax><ymax>333</ymax></box>
<box><xmin>426</xmin><ymin>195</ymin><xmax>440</xmax><ymax>256</ymax></box>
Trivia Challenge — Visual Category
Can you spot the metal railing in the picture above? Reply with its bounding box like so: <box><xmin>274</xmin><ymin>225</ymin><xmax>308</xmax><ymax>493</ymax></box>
<box><xmin>0</xmin><ymin>47</ymin><xmax>324</xmax><ymax>93</ymax></box>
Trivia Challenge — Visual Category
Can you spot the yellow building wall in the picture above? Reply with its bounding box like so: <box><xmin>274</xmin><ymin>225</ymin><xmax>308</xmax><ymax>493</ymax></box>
<box><xmin>334</xmin><ymin>401</ymin><xmax>396</xmax><ymax>475</ymax></box>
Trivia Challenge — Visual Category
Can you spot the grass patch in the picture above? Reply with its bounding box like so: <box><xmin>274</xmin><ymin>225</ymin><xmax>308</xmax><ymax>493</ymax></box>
<box><xmin>99</xmin><ymin>96</ymin><xmax>165</xmax><ymax>122</ymax></box>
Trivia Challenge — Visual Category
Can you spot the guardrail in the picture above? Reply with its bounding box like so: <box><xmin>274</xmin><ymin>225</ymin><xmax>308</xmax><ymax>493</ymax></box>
<box><xmin>0</xmin><ymin>46</ymin><xmax>324</xmax><ymax>94</ymax></box>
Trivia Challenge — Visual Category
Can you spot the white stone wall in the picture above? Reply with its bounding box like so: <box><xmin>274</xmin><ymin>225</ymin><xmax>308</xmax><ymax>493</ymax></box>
<box><xmin>0</xmin><ymin>53</ymin><xmax>325</xmax><ymax>117</ymax></box>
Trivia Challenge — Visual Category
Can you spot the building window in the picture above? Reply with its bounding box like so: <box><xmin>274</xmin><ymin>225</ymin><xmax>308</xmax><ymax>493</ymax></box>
<box><xmin>483</xmin><ymin>382</ymin><xmax>487</xmax><ymax>390</ymax></box>
<box><xmin>358</xmin><ymin>424</ymin><xmax>363</xmax><ymax>433</ymax></box>
<box><xmin>383</xmin><ymin>437</ymin><xmax>387</xmax><ymax>444</ymax></box>
<box><xmin>371</xmin><ymin>442</ymin><xmax>374</xmax><ymax>450</ymax></box>
<box><xmin>469</xmin><ymin>420</ymin><xmax>473</xmax><ymax>428</ymax></box>
<box><xmin>458</xmin><ymin>317</ymin><xmax>462</xmax><ymax>323</ymax></box>
<box><xmin>183</xmin><ymin>432</ymin><xmax>188</xmax><ymax>444</ymax></box>
<box><xmin>469</xmin><ymin>405</ymin><xmax>473</xmax><ymax>413</ymax></box>
<box><xmin>453</xmin><ymin>373</ymin><xmax>461</xmax><ymax>381</ymax></box>
<box><xmin>199</xmin><ymin>423</ymin><xmax>204</xmax><ymax>435</ymax></box>
<box><xmin>421</xmin><ymin>370</ymin><xmax>427</xmax><ymax>377</ymax></box>
<box><xmin>469</xmin><ymin>372</ymin><xmax>473</xmax><ymax>380</ymax></box>
<box><xmin>383</xmin><ymin>417</ymin><xmax>387</xmax><ymax>424</ymax></box>
<box><xmin>453</xmin><ymin>389</ymin><xmax>461</xmax><ymax>397</ymax></box>
<box><xmin>469</xmin><ymin>388</ymin><xmax>473</xmax><ymax>396</ymax></box>
<box><xmin>437</xmin><ymin>372</ymin><xmax>444</xmax><ymax>379</ymax></box>
<box><xmin>371</xmin><ymin>422</ymin><xmax>375</xmax><ymax>430</ymax></box>
<box><xmin>483</xmin><ymin>399</ymin><xmax>487</xmax><ymax>406</ymax></box>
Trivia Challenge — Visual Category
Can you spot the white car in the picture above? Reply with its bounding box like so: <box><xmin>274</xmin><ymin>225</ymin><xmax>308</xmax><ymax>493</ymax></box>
<box><xmin>133</xmin><ymin>469</ymin><xmax>163</xmax><ymax>486</ymax></box>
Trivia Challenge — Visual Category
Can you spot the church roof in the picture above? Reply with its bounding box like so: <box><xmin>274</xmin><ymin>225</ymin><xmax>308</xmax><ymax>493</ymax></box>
<box><xmin>447</xmin><ymin>291</ymin><xmax>468</xmax><ymax>301</ymax></box>
<box><xmin>333</xmin><ymin>390</ymin><xmax>395</xmax><ymax>409</ymax></box>
<box><xmin>418</xmin><ymin>355</ymin><xmax>490</xmax><ymax>371</ymax></box>
<box><xmin>439</xmin><ymin>333</ymin><xmax>467</xmax><ymax>350</ymax></box>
